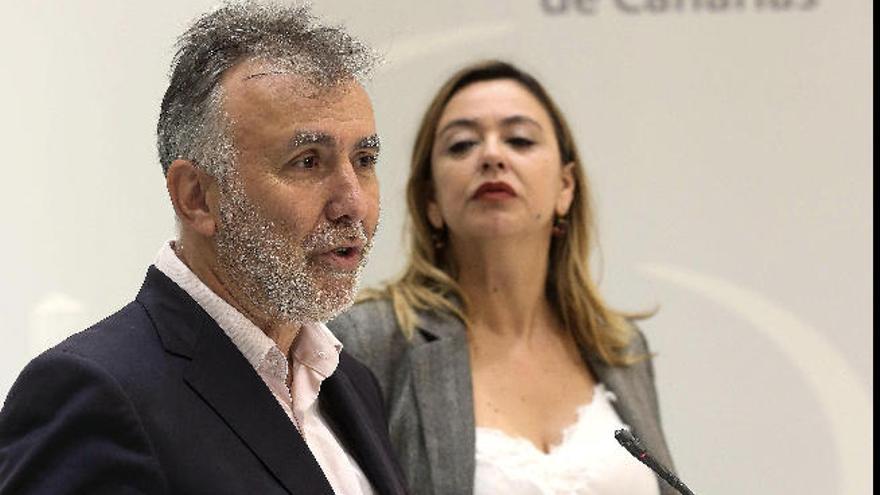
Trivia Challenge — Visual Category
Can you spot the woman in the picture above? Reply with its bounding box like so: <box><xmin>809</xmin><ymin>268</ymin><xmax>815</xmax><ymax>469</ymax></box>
<box><xmin>329</xmin><ymin>60</ymin><xmax>676</xmax><ymax>495</ymax></box>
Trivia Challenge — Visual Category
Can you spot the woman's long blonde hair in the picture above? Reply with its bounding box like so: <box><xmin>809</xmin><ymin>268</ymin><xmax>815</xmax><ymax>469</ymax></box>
<box><xmin>362</xmin><ymin>60</ymin><xmax>645</xmax><ymax>366</ymax></box>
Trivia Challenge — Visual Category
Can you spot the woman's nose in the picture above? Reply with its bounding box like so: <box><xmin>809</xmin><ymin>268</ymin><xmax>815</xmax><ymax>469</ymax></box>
<box><xmin>479</xmin><ymin>138</ymin><xmax>506</xmax><ymax>172</ymax></box>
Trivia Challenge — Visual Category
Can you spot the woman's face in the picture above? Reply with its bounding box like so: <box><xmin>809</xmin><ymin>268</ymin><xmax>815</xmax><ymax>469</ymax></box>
<box><xmin>428</xmin><ymin>79</ymin><xmax>574</xmax><ymax>244</ymax></box>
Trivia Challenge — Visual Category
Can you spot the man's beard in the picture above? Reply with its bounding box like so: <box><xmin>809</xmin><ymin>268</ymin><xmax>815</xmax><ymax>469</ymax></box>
<box><xmin>213</xmin><ymin>176</ymin><xmax>372</xmax><ymax>324</ymax></box>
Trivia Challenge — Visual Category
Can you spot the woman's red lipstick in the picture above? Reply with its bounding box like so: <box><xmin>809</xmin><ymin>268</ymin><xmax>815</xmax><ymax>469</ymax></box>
<box><xmin>473</xmin><ymin>181</ymin><xmax>516</xmax><ymax>200</ymax></box>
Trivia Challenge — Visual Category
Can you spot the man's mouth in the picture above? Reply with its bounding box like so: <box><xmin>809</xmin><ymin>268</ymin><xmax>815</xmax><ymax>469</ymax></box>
<box><xmin>332</xmin><ymin>246</ymin><xmax>359</xmax><ymax>257</ymax></box>
<box><xmin>315</xmin><ymin>244</ymin><xmax>364</xmax><ymax>271</ymax></box>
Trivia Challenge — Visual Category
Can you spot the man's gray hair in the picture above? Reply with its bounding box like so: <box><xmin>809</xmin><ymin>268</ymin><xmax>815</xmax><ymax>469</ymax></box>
<box><xmin>156</xmin><ymin>1</ymin><xmax>377</xmax><ymax>177</ymax></box>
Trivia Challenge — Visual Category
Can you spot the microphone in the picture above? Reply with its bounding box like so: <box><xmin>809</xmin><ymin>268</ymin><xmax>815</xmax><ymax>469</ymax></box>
<box><xmin>614</xmin><ymin>428</ymin><xmax>696</xmax><ymax>495</ymax></box>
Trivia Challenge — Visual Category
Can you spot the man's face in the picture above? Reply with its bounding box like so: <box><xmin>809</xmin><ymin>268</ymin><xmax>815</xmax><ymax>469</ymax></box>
<box><xmin>211</xmin><ymin>59</ymin><xmax>380</xmax><ymax>324</ymax></box>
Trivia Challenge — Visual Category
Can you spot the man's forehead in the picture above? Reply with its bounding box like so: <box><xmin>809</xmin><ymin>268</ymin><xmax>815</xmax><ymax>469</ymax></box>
<box><xmin>222</xmin><ymin>58</ymin><xmax>360</xmax><ymax>100</ymax></box>
<box><xmin>217</xmin><ymin>59</ymin><xmax>375</xmax><ymax>149</ymax></box>
<box><xmin>220</xmin><ymin>61</ymin><xmax>370</xmax><ymax>127</ymax></box>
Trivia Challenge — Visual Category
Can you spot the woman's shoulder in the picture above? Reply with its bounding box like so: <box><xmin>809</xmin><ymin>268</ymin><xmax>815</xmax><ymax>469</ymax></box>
<box><xmin>619</xmin><ymin>320</ymin><xmax>658</xmax><ymax>380</ymax></box>
<box><xmin>624</xmin><ymin>321</ymin><xmax>652</xmax><ymax>355</ymax></box>
<box><xmin>331</xmin><ymin>295</ymin><xmax>465</xmax><ymax>342</ymax></box>
<box><xmin>332</xmin><ymin>297</ymin><xmax>396</xmax><ymax>331</ymax></box>
<box><xmin>585</xmin><ymin>321</ymin><xmax>656</xmax><ymax>376</ymax></box>
<box><xmin>328</xmin><ymin>298</ymin><xmax>413</xmax><ymax>374</ymax></box>
<box><xmin>329</xmin><ymin>298</ymin><xmax>404</xmax><ymax>346</ymax></box>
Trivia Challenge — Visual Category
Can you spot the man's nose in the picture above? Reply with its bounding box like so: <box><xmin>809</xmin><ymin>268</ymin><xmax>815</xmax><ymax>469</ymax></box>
<box><xmin>325</xmin><ymin>160</ymin><xmax>369</xmax><ymax>223</ymax></box>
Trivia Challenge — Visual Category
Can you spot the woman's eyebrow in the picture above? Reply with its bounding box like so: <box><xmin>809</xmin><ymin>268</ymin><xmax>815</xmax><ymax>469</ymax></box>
<box><xmin>436</xmin><ymin>118</ymin><xmax>479</xmax><ymax>137</ymax></box>
<box><xmin>500</xmin><ymin>115</ymin><xmax>542</xmax><ymax>130</ymax></box>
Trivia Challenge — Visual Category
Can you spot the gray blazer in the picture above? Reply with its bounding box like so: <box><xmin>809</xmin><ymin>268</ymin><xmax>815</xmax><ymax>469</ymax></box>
<box><xmin>328</xmin><ymin>299</ymin><xmax>677</xmax><ymax>495</ymax></box>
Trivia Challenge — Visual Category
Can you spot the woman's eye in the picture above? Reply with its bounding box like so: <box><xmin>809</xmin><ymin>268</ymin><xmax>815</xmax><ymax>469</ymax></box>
<box><xmin>448</xmin><ymin>140</ymin><xmax>476</xmax><ymax>155</ymax></box>
<box><xmin>508</xmin><ymin>137</ymin><xmax>534</xmax><ymax>149</ymax></box>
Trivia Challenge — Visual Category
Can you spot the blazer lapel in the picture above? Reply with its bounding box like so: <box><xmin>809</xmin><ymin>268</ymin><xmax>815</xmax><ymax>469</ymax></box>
<box><xmin>584</xmin><ymin>350</ymin><xmax>676</xmax><ymax>493</ymax></box>
<box><xmin>319</xmin><ymin>363</ymin><xmax>408</xmax><ymax>495</ymax></box>
<box><xmin>138</xmin><ymin>266</ymin><xmax>334</xmax><ymax>495</ymax></box>
<box><xmin>410</xmin><ymin>312</ymin><xmax>475</xmax><ymax>494</ymax></box>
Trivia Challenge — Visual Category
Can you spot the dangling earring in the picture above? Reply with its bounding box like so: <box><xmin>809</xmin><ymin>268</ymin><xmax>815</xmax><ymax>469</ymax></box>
<box><xmin>552</xmin><ymin>215</ymin><xmax>569</xmax><ymax>237</ymax></box>
<box><xmin>431</xmin><ymin>228</ymin><xmax>446</xmax><ymax>250</ymax></box>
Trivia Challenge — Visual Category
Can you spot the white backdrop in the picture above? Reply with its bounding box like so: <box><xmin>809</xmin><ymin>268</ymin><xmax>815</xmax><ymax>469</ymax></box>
<box><xmin>0</xmin><ymin>1</ymin><xmax>872</xmax><ymax>494</ymax></box>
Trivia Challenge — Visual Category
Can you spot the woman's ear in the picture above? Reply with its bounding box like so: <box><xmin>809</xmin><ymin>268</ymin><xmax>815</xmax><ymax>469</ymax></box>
<box><xmin>166</xmin><ymin>159</ymin><xmax>219</xmax><ymax>237</ymax></box>
<box><xmin>555</xmin><ymin>161</ymin><xmax>576</xmax><ymax>216</ymax></box>
<box><xmin>426</xmin><ymin>180</ymin><xmax>445</xmax><ymax>230</ymax></box>
<box><xmin>427</xmin><ymin>200</ymin><xmax>444</xmax><ymax>230</ymax></box>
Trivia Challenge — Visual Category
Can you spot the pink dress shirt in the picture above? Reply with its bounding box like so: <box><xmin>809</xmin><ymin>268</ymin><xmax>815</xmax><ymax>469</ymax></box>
<box><xmin>155</xmin><ymin>241</ymin><xmax>373</xmax><ymax>495</ymax></box>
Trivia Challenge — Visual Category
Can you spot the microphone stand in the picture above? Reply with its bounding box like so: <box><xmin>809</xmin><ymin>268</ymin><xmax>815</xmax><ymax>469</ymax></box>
<box><xmin>614</xmin><ymin>428</ymin><xmax>696</xmax><ymax>495</ymax></box>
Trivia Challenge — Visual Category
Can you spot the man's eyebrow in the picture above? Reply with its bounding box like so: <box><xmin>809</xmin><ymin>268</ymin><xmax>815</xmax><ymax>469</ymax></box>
<box><xmin>288</xmin><ymin>131</ymin><xmax>335</xmax><ymax>149</ymax></box>
<box><xmin>356</xmin><ymin>134</ymin><xmax>381</xmax><ymax>150</ymax></box>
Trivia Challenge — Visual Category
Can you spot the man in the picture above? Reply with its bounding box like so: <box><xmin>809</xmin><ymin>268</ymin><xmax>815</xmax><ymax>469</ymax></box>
<box><xmin>0</xmin><ymin>3</ymin><xmax>406</xmax><ymax>494</ymax></box>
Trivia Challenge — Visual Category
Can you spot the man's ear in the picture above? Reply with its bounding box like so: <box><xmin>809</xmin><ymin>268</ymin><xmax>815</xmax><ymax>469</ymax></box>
<box><xmin>166</xmin><ymin>160</ymin><xmax>219</xmax><ymax>237</ymax></box>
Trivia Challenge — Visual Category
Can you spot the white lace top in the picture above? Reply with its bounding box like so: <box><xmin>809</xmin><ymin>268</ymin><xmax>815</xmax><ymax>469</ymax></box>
<box><xmin>474</xmin><ymin>384</ymin><xmax>660</xmax><ymax>495</ymax></box>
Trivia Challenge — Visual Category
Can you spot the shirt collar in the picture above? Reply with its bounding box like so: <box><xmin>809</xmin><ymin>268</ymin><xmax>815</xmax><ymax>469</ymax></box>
<box><xmin>153</xmin><ymin>240</ymin><xmax>342</xmax><ymax>379</ymax></box>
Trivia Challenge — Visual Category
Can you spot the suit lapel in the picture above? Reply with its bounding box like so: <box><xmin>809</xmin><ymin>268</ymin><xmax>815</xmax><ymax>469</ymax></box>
<box><xmin>184</xmin><ymin>319</ymin><xmax>335</xmax><ymax>495</ymax></box>
<box><xmin>410</xmin><ymin>313</ymin><xmax>475</xmax><ymax>493</ymax></box>
<box><xmin>138</xmin><ymin>266</ymin><xmax>334</xmax><ymax>495</ymax></box>
<box><xmin>319</xmin><ymin>362</ymin><xmax>407</xmax><ymax>495</ymax></box>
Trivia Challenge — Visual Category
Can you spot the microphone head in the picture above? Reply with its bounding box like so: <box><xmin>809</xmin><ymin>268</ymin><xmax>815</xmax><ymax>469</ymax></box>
<box><xmin>614</xmin><ymin>428</ymin><xmax>634</xmax><ymax>444</ymax></box>
<box><xmin>614</xmin><ymin>428</ymin><xmax>697</xmax><ymax>495</ymax></box>
<box><xmin>614</xmin><ymin>428</ymin><xmax>645</xmax><ymax>456</ymax></box>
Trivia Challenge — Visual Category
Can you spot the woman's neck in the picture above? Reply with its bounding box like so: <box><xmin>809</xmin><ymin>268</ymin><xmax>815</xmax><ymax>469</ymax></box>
<box><xmin>453</xmin><ymin>233</ymin><xmax>557</xmax><ymax>340</ymax></box>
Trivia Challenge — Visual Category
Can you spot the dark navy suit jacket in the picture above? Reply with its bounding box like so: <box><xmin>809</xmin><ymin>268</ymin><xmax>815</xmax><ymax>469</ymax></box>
<box><xmin>0</xmin><ymin>267</ymin><xmax>408</xmax><ymax>495</ymax></box>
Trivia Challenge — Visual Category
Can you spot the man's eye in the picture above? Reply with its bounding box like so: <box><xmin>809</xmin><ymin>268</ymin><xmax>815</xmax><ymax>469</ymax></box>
<box><xmin>448</xmin><ymin>140</ymin><xmax>476</xmax><ymax>155</ymax></box>
<box><xmin>357</xmin><ymin>154</ymin><xmax>378</xmax><ymax>169</ymax></box>
<box><xmin>291</xmin><ymin>153</ymin><xmax>319</xmax><ymax>169</ymax></box>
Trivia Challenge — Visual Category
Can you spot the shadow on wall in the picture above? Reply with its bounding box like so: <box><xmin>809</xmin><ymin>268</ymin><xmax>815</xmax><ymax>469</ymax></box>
<box><xmin>640</xmin><ymin>263</ymin><xmax>872</xmax><ymax>495</ymax></box>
